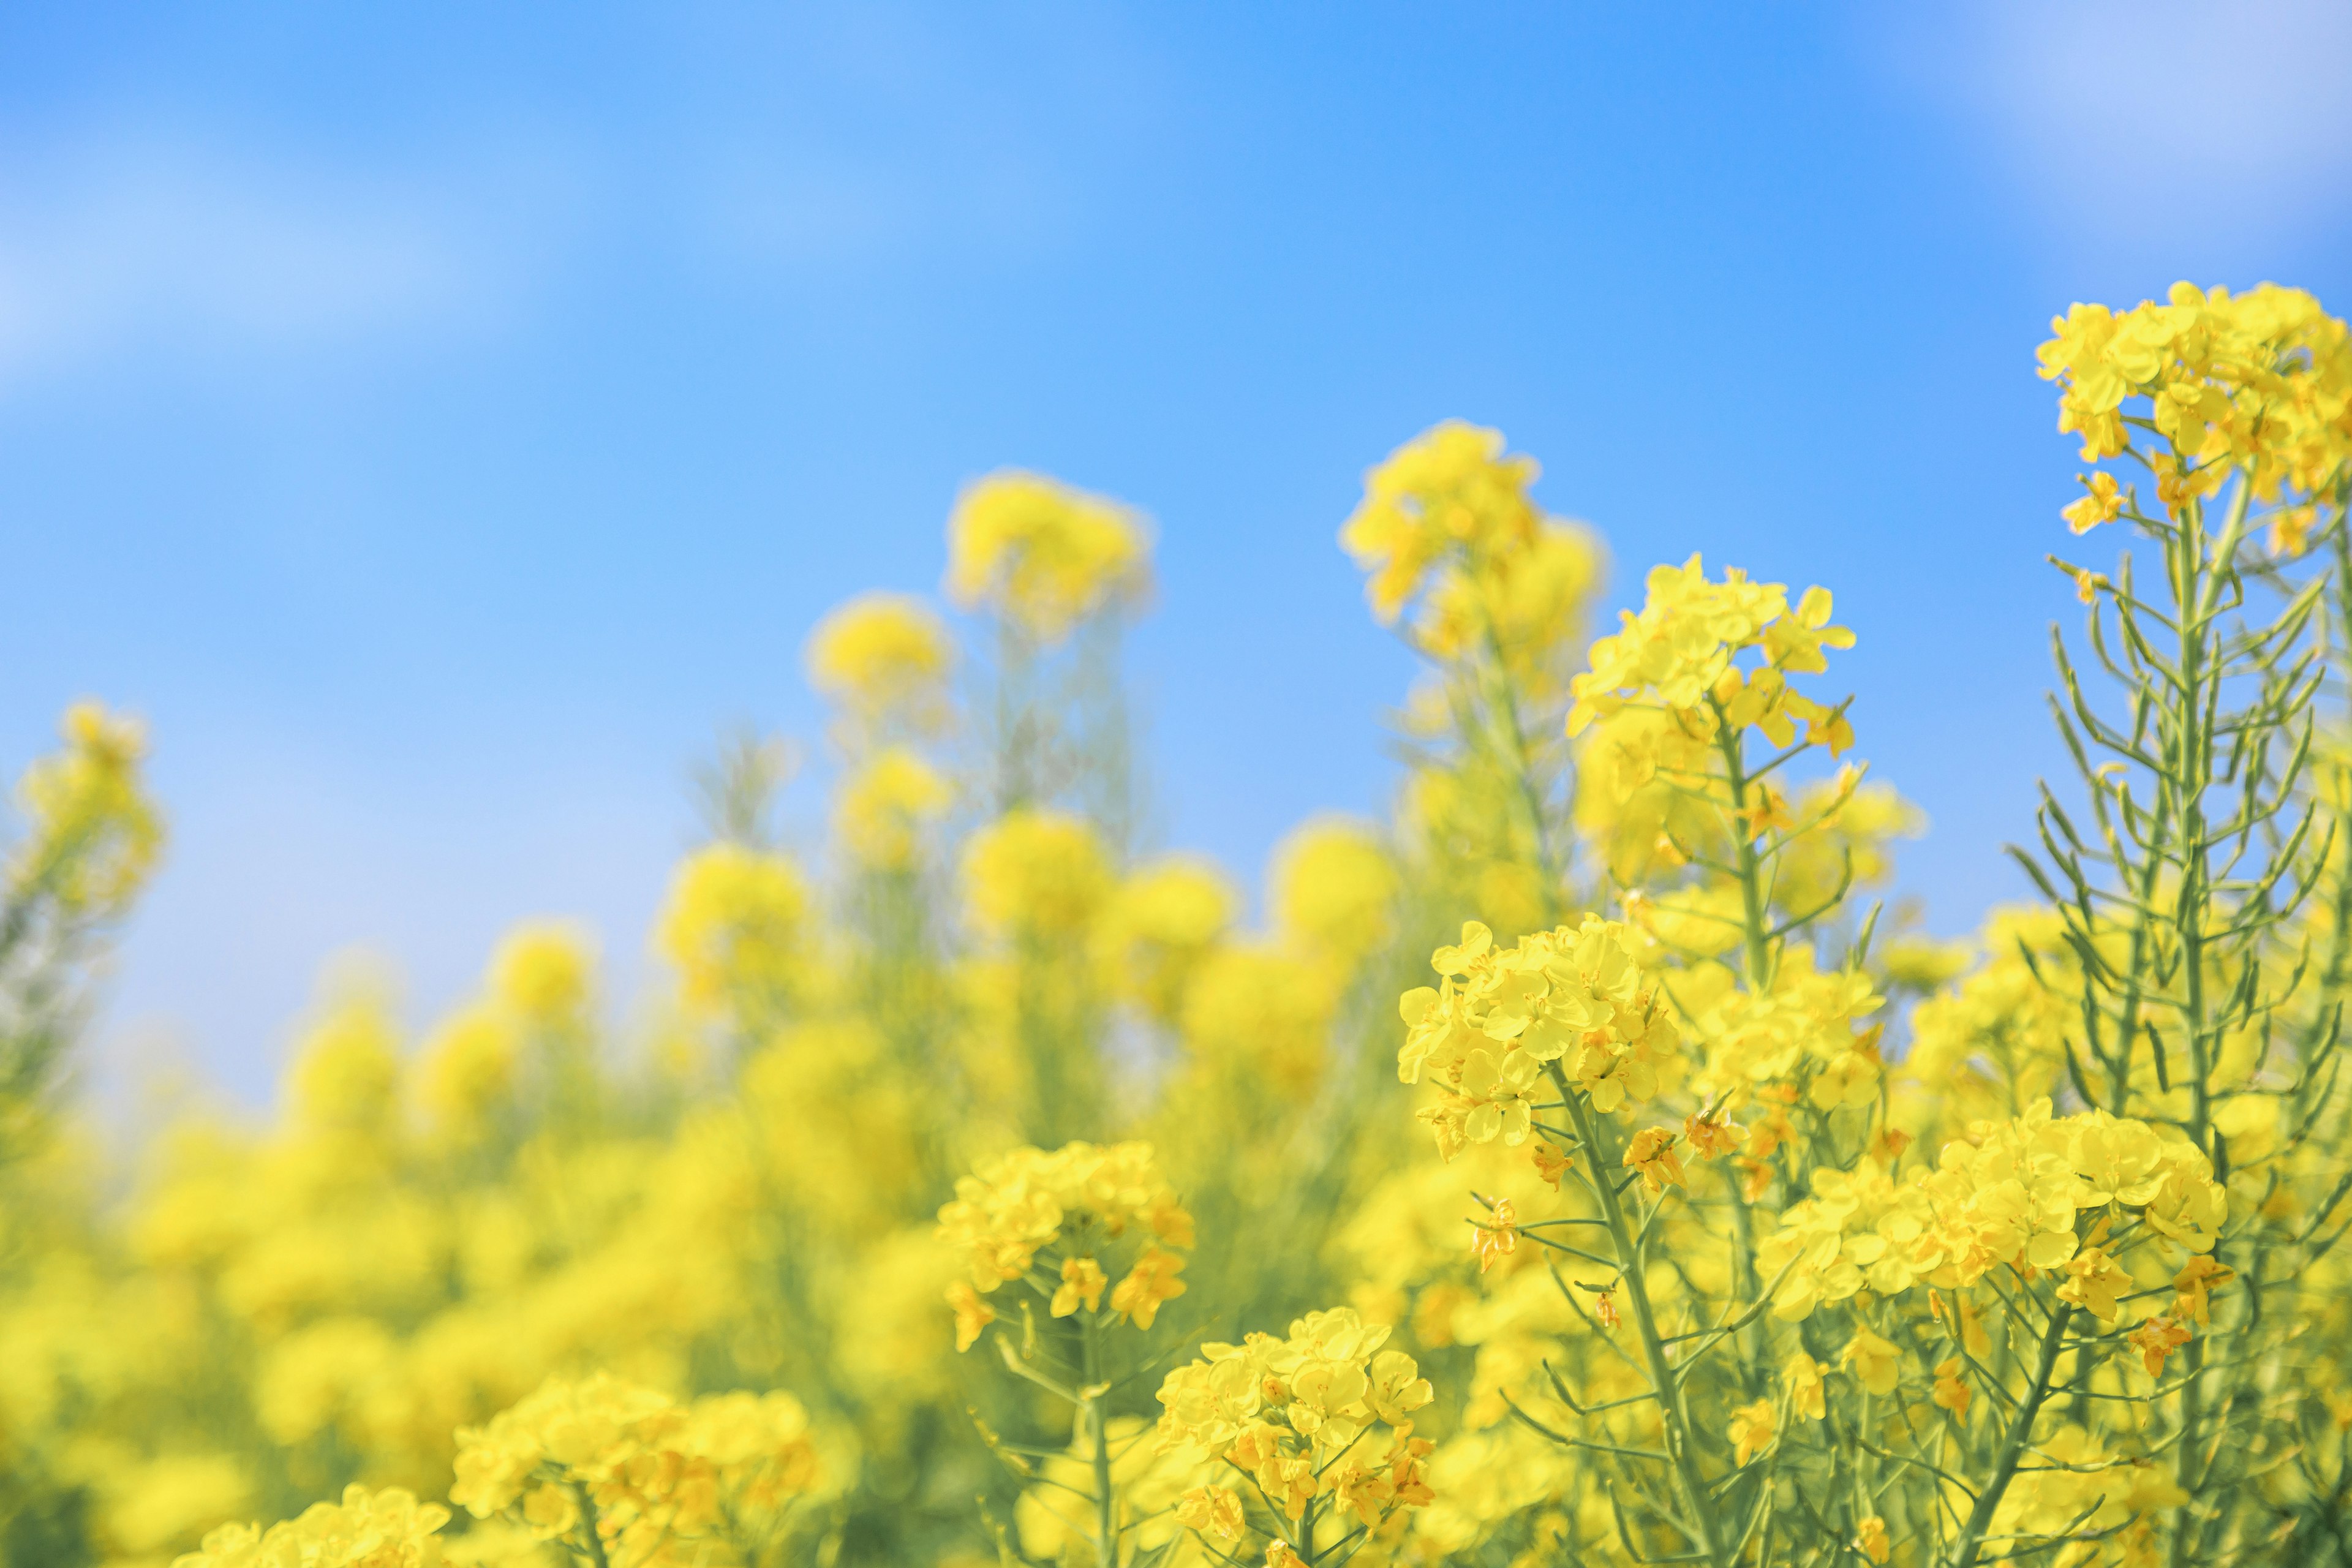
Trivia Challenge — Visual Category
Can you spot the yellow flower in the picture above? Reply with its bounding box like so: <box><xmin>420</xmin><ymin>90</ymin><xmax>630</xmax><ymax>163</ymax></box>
<box><xmin>1785</xmin><ymin>1352</ymin><xmax>1825</xmax><ymax>1422</ymax></box>
<box><xmin>946</xmin><ymin>470</ymin><xmax>1150</xmax><ymax>643</ymax></box>
<box><xmin>1843</xmin><ymin>1329</ymin><xmax>1899</xmax><ymax>1396</ymax></box>
<box><xmin>1728</xmin><ymin>1400</ymin><xmax>1775</xmax><ymax>1466</ymax></box>
<box><xmin>2173</xmin><ymin>1256</ymin><xmax>2233</xmax><ymax>1327</ymax></box>
<box><xmin>1111</xmin><ymin>1246</ymin><xmax>1189</xmax><ymax>1329</ymax></box>
<box><xmin>1340</xmin><ymin>420</ymin><xmax>1540</xmax><ymax>625</ymax></box>
<box><xmin>1623</xmin><ymin>1126</ymin><xmax>1686</xmax><ymax>1194</ymax></box>
<box><xmin>2062</xmin><ymin>470</ymin><xmax>2124</xmax><ymax>533</ymax></box>
<box><xmin>489</xmin><ymin>920</ymin><xmax>596</xmax><ymax>1023</ymax></box>
<box><xmin>1177</xmin><ymin>1484</ymin><xmax>1246</xmax><ymax>1542</ymax></box>
<box><xmin>1268</xmin><ymin>817</ymin><xmax>1397</xmax><ymax>971</ymax></box>
<box><xmin>805</xmin><ymin>590</ymin><xmax>954</xmax><ymax>717</ymax></box>
<box><xmin>2058</xmin><ymin>1246</ymin><xmax>2128</xmax><ymax>1323</ymax></box>
<box><xmin>1932</xmin><ymin>1357</ymin><xmax>1972</xmax><ymax>1418</ymax></box>
<box><xmin>1052</xmin><ymin>1256</ymin><xmax>1108</xmax><ymax>1317</ymax></box>
<box><xmin>656</xmin><ymin>843</ymin><xmax>809</xmax><ymax>1017</ymax></box>
<box><xmin>1856</xmin><ymin>1515</ymin><xmax>1891</xmax><ymax>1564</ymax></box>
<box><xmin>834</xmin><ymin>746</ymin><xmax>953</xmax><ymax>869</ymax></box>
<box><xmin>948</xmin><ymin>1281</ymin><xmax>997</xmax><ymax>1352</ymax></box>
<box><xmin>962</xmin><ymin>809</ymin><xmax>1114</xmax><ymax>939</ymax></box>
<box><xmin>2127</xmin><ymin>1315</ymin><xmax>2191</xmax><ymax>1378</ymax></box>
<box><xmin>172</xmin><ymin>1485</ymin><xmax>448</xmax><ymax>1568</ymax></box>
<box><xmin>10</xmin><ymin>698</ymin><xmax>164</xmax><ymax>915</ymax></box>
<box><xmin>1470</xmin><ymin>1199</ymin><xmax>1518</xmax><ymax>1274</ymax></box>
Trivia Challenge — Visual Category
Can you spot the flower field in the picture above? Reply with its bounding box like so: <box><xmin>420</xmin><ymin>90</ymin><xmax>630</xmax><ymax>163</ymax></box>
<box><xmin>0</xmin><ymin>281</ymin><xmax>2348</xmax><ymax>1567</ymax></box>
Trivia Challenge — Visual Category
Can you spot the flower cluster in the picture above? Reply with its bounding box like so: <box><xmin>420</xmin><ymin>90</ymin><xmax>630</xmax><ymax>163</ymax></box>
<box><xmin>834</xmin><ymin>745</ymin><xmax>952</xmax><ymax>870</ymax></box>
<box><xmin>1759</xmin><ymin>1100</ymin><xmax>2228</xmax><ymax>1321</ymax></box>
<box><xmin>10</xmin><ymin>697</ymin><xmax>163</xmax><ymax>915</ymax></box>
<box><xmin>655</xmin><ymin>841</ymin><xmax>811</xmax><ymax>1019</ymax></box>
<box><xmin>2037</xmin><ymin>282</ymin><xmax>2352</xmax><ymax>529</ymax></box>
<box><xmin>1567</xmin><ymin>554</ymin><xmax>1853</xmax><ymax>756</ymax></box>
<box><xmin>946</xmin><ymin>470</ymin><xmax>1150</xmax><ymax>643</ymax></box>
<box><xmin>1155</xmin><ymin>1308</ymin><xmax>1435</xmax><ymax>1537</ymax></box>
<box><xmin>451</xmin><ymin>1373</ymin><xmax>820</xmax><ymax>1567</ymax></box>
<box><xmin>1398</xmin><ymin>918</ymin><xmax>1683</xmax><ymax>1157</ymax></box>
<box><xmin>805</xmin><ymin>590</ymin><xmax>955</xmax><ymax>720</ymax></box>
<box><xmin>1340</xmin><ymin>420</ymin><xmax>1542</xmax><ymax>626</ymax></box>
<box><xmin>1683</xmin><ymin>949</ymin><xmax>1885</xmax><ymax>1112</ymax></box>
<box><xmin>935</xmin><ymin>1140</ymin><xmax>1194</xmax><ymax>1351</ymax></box>
<box><xmin>961</xmin><ymin>808</ymin><xmax>1115</xmax><ymax>940</ymax></box>
<box><xmin>172</xmin><ymin>1485</ymin><xmax>448</xmax><ymax>1568</ymax></box>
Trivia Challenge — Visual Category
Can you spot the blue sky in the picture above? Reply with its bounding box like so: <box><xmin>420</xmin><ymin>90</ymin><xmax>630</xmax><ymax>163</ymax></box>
<box><xmin>3</xmin><ymin>2</ymin><xmax>2350</xmax><ymax>1101</ymax></box>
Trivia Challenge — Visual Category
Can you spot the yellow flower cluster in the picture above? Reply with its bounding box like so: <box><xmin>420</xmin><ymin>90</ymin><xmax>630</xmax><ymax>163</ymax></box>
<box><xmin>9</xmin><ymin>697</ymin><xmax>163</xmax><ymax>914</ymax></box>
<box><xmin>1760</xmin><ymin>1100</ymin><xmax>2228</xmax><ymax>1321</ymax></box>
<box><xmin>2037</xmin><ymin>282</ymin><xmax>2352</xmax><ymax>511</ymax></box>
<box><xmin>833</xmin><ymin>745</ymin><xmax>952</xmax><ymax>870</ymax></box>
<box><xmin>654</xmin><ymin>842</ymin><xmax>810</xmax><ymax>1019</ymax></box>
<box><xmin>1398</xmin><ymin>919</ymin><xmax>1683</xmax><ymax>1156</ymax></box>
<box><xmin>172</xmin><ymin>1485</ymin><xmax>448</xmax><ymax>1568</ymax></box>
<box><xmin>805</xmin><ymin>590</ymin><xmax>955</xmax><ymax>720</ymax></box>
<box><xmin>1567</xmin><ymin>554</ymin><xmax>1853</xmax><ymax>756</ymax></box>
<box><xmin>1155</xmin><ymin>1307</ymin><xmax>1434</xmax><ymax>1531</ymax></box>
<box><xmin>945</xmin><ymin>470</ymin><xmax>1150</xmax><ymax>643</ymax></box>
<box><xmin>450</xmin><ymin>1373</ymin><xmax>819</xmax><ymax>1567</ymax></box>
<box><xmin>1682</xmin><ymin>949</ymin><xmax>1885</xmax><ymax>1112</ymax></box>
<box><xmin>935</xmin><ymin>1140</ymin><xmax>1193</xmax><ymax>1350</ymax></box>
<box><xmin>961</xmin><ymin>808</ymin><xmax>1114</xmax><ymax>939</ymax></box>
<box><xmin>1340</xmin><ymin>420</ymin><xmax>1542</xmax><ymax>625</ymax></box>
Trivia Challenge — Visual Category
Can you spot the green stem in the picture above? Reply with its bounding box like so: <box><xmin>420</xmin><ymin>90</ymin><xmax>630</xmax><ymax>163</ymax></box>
<box><xmin>1949</xmin><ymin>1302</ymin><xmax>2073</xmax><ymax>1568</ymax></box>
<box><xmin>567</xmin><ymin>1480</ymin><xmax>614</xmax><ymax>1568</ymax></box>
<box><xmin>1555</xmin><ymin>1067</ymin><xmax>1729</xmax><ymax>1568</ymax></box>
<box><xmin>1084</xmin><ymin>1314</ymin><xmax>1117</xmax><ymax>1567</ymax></box>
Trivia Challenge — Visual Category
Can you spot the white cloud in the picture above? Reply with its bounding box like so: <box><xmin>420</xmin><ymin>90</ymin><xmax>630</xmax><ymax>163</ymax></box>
<box><xmin>0</xmin><ymin>132</ymin><xmax>567</xmax><ymax>387</ymax></box>
<box><xmin>1875</xmin><ymin>0</ymin><xmax>2352</xmax><ymax>251</ymax></box>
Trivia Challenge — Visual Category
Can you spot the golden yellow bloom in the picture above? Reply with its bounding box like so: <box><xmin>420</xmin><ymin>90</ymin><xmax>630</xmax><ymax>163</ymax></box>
<box><xmin>1785</xmin><ymin>1352</ymin><xmax>1825</xmax><ymax>1422</ymax></box>
<box><xmin>2058</xmin><ymin>1245</ymin><xmax>2128</xmax><ymax>1323</ymax></box>
<box><xmin>805</xmin><ymin>590</ymin><xmax>954</xmax><ymax>716</ymax></box>
<box><xmin>655</xmin><ymin>842</ymin><xmax>809</xmax><ymax>1016</ymax></box>
<box><xmin>10</xmin><ymin>698</ymin><xmax>164</xmax><ymax>915</ymax></box>
<box><xmin>2127</xmin><ymin>1315</ymin><xmax>2191</xmax><ymax>1378</ymax></box>
<box><xmin>1111</xmin><ymin>1245</ymin><xmax>1189</xmax><ymax>1329</ymax></box>
<box><xmin>1268</xmin><ymin>817</ymin><xmax>1396</xmax><ymax>971</ymax></box>
<box><xmin>173</xmin><ymin>1485</ymin><xmax>448</xmax><ymax>1568</ymax></box>
<box><xmin>946</xmin><ymin>470</ymin><xmax>1150</xmax><ymax>643</ymax></box>
<box><xmin>489</xmin><ymin>920</ymin><xmax>595</xmax><ymax>1023</ymax></box>
<box><xmin>453</xmin><ymin>1374</ymin><xmax>818</xmax><ymax>1567</ymax></box>
<box><xmin>2063</xmin><ymin>470</ymin><xmax>2125</xmax><ymax>533</ymax></box>
<box><xmin>948</xmin><ymin>1280</ymin><xmax>997</xmax><ymax>1352</ymax></box>
<box><xmin>1932</xmin><ymin>1357</ymin><xmax>1972</xmax><ymax>1418</ymax></box>
<box><xmin>1569</xmin><ymin>556</ymin><xmax>1852</xmax><ymax>755</ymax></box>
<box><xmin>1856</xmin><ymin>1515</ymin><xmax>1891</xmax><ymax>1565</ymax></box>
<box><xmin>1052</xmin><ymin>1256</ymin><xmax>1107</xmax><ymax>1317</ymax></box>
<box><xmin>1400</xmin><ymin>918</ymin><xmax>1684</xmax><ymax>1158</ymax></box>
<box><xmin>413</xmin><ymin>1003</ymin><xmax>519</xmax><ymax>1134</ymax></box>
<box><xmin>1470</xmin><ymin>1199</ymin><xmax>1518</xmax><ymax>1275</ymax></box>
<box><xmin>1340</xmin><ymin>420</ymin><xmax>1540</xmax><ymax>624</ymax></box>
<box><xmin>1844</xmin><ymin>1329</ymin><xmax>1899</xmax><ymax>1396</ymax></box>
<box><xmin>1176</xmin><ymin>1484</ymin><xmax>1245</xmax><ymax>1543</ymax></box>
<box><xmin>834</xmin><ymin>745</ymin><xmax>952</xmax><ymax>869</ymax></box>
<box><xmin>1265</xmin><ymin>1541</ymin><xmax>1306</xmax><ymax>1568</ymax></box>
<box><xmin>962</xmin><ymin>809</ymin><xmax>1113</xmax><ymax>940</ymax></box>
<box><xmin>1728</xmin><ymin>1400</ymin><xmax>1774</xmax><ymax>1465</ymax></box>
<box><xmin>2173</xmin><ymin>1255</ymin><xmax>2233</xmax><ymax>1327</ymax></box>
<box><xmin>1156</xmin><ymin>1306</ymin><xmax>1434</xmax><ymax>1542</ymax></box>
<box><xmin>1623</xmin><ymin>1126</ymin><xmax>1686</xmax><ymax>1193</ymax></box>
<box><xmin>938</xmin><ymin>1141</ymin><xmax>1193</xmax><ymax>1344</ymax></box>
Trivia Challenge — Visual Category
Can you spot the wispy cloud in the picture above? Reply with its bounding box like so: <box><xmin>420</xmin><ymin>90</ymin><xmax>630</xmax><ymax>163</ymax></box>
<box><xmin>0</xmin><ymin>130</ymin><xmax>572</xmax><ymax>388</ymax></box>
<box><xmin>1873</xmin><ymin>0</ymin><xmax>2352</xmax><ymax>258</ymax></box>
